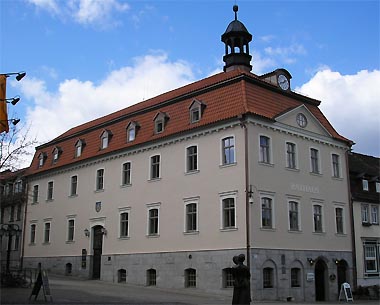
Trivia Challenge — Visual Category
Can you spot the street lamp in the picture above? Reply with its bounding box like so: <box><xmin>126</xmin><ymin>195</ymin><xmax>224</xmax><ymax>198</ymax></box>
<box><xmin>0</xmin><ymin>96</ymin><xmax>21</xmax><ymax>105</ymax></box>
<box><xmin>1</xmin><ymin>72</ymin><xmax>26</xmax><ymax>81</ymax></box>
<box><xmin>0</xmin><ymin>118</ymin><xmax>20</xmax><ymax>126</ymax></box>
<box><xmin>0</xmin><ymin>224</ymin><xmax>22</xmax><ymax>273</ymax></box>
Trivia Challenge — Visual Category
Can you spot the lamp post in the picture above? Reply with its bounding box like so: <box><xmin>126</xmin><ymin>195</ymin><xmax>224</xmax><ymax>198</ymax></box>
<box><xmin>0</xmin><ymin>224</ymin><xmax>21</xmax><ymax>273</ymax></box>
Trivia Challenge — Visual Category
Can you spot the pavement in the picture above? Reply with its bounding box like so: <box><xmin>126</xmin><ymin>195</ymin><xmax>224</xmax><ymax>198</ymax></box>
<box><xmin>1</xmin><ymin>274</ymin><xmax>379</xmax><ymax>305</ymax></box>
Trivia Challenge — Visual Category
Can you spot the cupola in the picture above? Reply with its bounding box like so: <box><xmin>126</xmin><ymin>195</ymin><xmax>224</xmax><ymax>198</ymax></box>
<box><xmin>221</xmin><ymin>5</ymin><xmax>252</xmax><ymax>72</ymax></box>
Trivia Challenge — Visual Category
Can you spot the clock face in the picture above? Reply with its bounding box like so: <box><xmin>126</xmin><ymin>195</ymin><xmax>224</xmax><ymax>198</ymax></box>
<box><xmin>278</xmin><ymin>74</ymin><xmax>289</xmax><ymax>90</ymax></box>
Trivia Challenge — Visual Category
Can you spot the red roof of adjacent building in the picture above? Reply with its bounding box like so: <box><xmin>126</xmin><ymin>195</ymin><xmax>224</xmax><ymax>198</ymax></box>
<box><xmin>27</xmin><ymin>69</ymin><xmax>352</xmax><ymax>176</ymax></box>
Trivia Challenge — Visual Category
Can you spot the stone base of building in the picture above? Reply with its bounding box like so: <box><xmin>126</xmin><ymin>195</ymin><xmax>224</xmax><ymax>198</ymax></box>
<box><xmin>22</xmin><ymin>248</ymin><xmax>352</xmax><ymax>302</ymax></box>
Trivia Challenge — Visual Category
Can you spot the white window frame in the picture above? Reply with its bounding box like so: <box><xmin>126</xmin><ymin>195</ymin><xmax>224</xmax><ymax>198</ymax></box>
<box><xmin>47</xmin><ymin>181</ymin><xmax>54</xmax><ymax>201</ymax></box>
<box><xmin>186</xmin><ymin>144</ymin><xmax>199</xmax><ymax>173</ymax></box>
<box><xmin>95</xmin><ymin>168</ymin><xmax>105</xmax><ymax>191</ymax></box>
<box><xmin>363</xmin><ymin>240</ymin><xmax>379</xmax><ymax>275</ymax></box>
<box><xmin>219</xmin><ymin>191</ymin><xmax>238</xmax><ymax>230</ymax></box>
<box><xmin>288</xmin><ymin>199</ymin><xmax>301</xmax><ymax>231</ymax></box>
<box><xmin>331</xmin><ymin>153</ymin><xmax>341</xmax><ymax>178</ymax></box>
<box><xmin>371</xmin><ymin>205</ymin><xmax>379</xmax><ymax>225</ymax></box>
<box><xmin>127</xmin><ymin>126</ymin><xmax>136</xmax><ymax>142</ymax></box>
<box><xmin>285</xmin><ymin>141</ymin><xmax>298</xmax><ymax>169</ymax></box>
<box><xmin>149</xmin><ymin>154</ymin><xmax>161</xmax><ymax>180</ymax></box>
<box><xmin>221</xmin><ymin>135</ymin><xmax>236</xmax><ymax>166</ymax></box>
<box><xmin>312</xmin><ymin>202</ymin><xmax>324</xmax><ymax>233</ymax></box>
<box><xmin>32</xmin><ymin>185</ymin><xmax>39</xmax><ymax>204</ymax></box>
<box><xmin>260</xmin><ymin>194</ymin><xmax>275</xmax><ymax>229</ymax></box>
<box><xmin>362</xmin><ymin>179</ymin><xmax>369</xmax><ymax>191</ymax></box>
<box><xmin>362</xmin><ymin>204</ymin><xmax>369</xmax><ymax>223</ymax></box>
<box><xmin>146</xmin><ymin>203</ymin><xmax>160</xmax><ymax>236</ymax></box>
<box><xmin>310</xmin><ymin>147</ymin><xmax>321</xmax><ymax>174</ymax></box>
<box><xmin>43</xmin><ymin>221</ymin><xmax>51</xmax><ymax>244</ymax></box>
<box><xmin>118</xmin><ymin>207</ymin><xmax>131</xmax><ymax>238</ymax></box>
<box><xmin>376</xmin><ymin>182</ymin><xmax>380</xmax><ymax>193</ymax></box>
<box><xmin>259</xmin><ymin>134</ymin><xmax>272</xmax><ymax>164</ymax></box>
<box><xmin>30</xmin><ymin>222</ymin><xmax>37</xmax><ymax>244</ymax></box>
<box><xmin>121</xmin><ymin>161</ymin><xmax>132</xmax><ymax>186</ymax></box>
<box><xmin>100</xmin><ymin>130</ymin><xmax>111</xmax><ymax>149</ymax></box>
<box><xmin>183</xmin><ymin>197</ymin><xmax>199</xmax><ymax>233</ymax></box>
<box><xmin>70</xmin><ymin>175</ymin><xmax>78</xmax><ymax>196</ymax></box>
<box><xmin>334</xmin><ymin>205</ymin><xmax>345</xmax><ymax>234</ymax></box>
<box><xmin>67</xmin><ymin>217</ymin><xmax>75</xmax><ymax>242</ymax></box>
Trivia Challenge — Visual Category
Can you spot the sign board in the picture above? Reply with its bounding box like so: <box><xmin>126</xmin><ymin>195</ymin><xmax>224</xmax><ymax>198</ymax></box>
<box><xmin>306</xmin><ymin>272</ymin><xmax>315</xmax><ymax>281</ymax></box>
<box><xmin>339</xmin><ymin>282</ymin><xmax>353</xmax><ymax>302</ymax></box>
<box><xmin>29</xmin><ymin>269</ymin><xmax>52</xmax><ymax>302</ymax></box>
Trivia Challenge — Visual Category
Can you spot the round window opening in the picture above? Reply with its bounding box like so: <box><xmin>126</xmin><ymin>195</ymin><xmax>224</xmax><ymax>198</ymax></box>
<box><xmin>296</xmin><ymin>113</ymin><xmax>307</xmax><ymax>128</ymax></box>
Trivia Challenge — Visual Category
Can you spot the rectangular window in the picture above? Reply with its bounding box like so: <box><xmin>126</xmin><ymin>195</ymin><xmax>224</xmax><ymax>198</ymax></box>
<box><xmin>186</xmin><ymin>146</ymin><xmax>198</xmax><ymax>172</ymax></box>
<box><xmin>362</xmin><ymin>204</ymin><xmax>369</xmax><ymax>223</ymax></box>
<box><xmin>67</xmin><ymin>219</ymin><xmax>75</xmax><ymax>241</ymax></box>
<box><xmin>223</xmin><ymin>268</ymin><xmax>234</xmax><ymax>288</ymax></box>
<box><xmin>147</xmin><ymin>269</ymin><xmax>157</xmax><ymax>286</ymax></box>
<box><xmin>101</xmin><ymin>135</ymin><xmax>108</xmax><ymax>149</ymax></box>
<box><xmin>263</xmin><ymin>268</ymin><xmax>273</xmax><ymax>288</ymax></box>
<box><xmin>362</xmin><ymin>179</ymin><xmax>369</xmax><ymax>191</ymax></box>
<box><xmin>310</xmin><ymin>148</ymin><xmax>320</xmax><ymax>174</ymax></box>
<box><xmin>33</xmin><ymin>185</ymin><xmax>39</xmax><ymax>203</ymax></box>
<box><xmin>9</xmin><ymin>206</ymin><xmax>15</xmax><ymax>222</ymax></box>
<box><xmin>14</xmin><ymin>180</ymin><xmax>22</xmax><ymax>193</ymax></box>
<box><xmin>148</xmin><ymin>208</ymin><xmax>159</xmax><ymax>235</ymax></box>
<box><xmin>222</xmin><ymin>136</ymin><xmax>235</xmax><ymax>165</ymax></box>
<box><xmin>260</xmin><ymin>136</ymin><xmax>270</xmax><ymax>163</ymax></box>
<box><xmin>289</xmin><ymin>201</ymin><xmax>299</xmax><ymax>231</ymax></box>
<box><xmin>30</xmin><ymin>224</ymin><xmax>36</xmax><ymax>244</ymax></box>
<box><xmin>186</xmin><ymin>203</ymin><xmax>197</xmax><ymax>232</ymax></box>
<box><xmin>313</xmin><ymin>205</ymin><xmax>323</xmax><ymax>232</ymax></box>
<box><xmin>150</xmin><ymin>155</ymin><xmax>160</xmax><ymax>180</ymax></box>
<box><xmin>376</xmin><ymin>182</ymin><xmax>380</xmax><ymax>193</ymax></box>
<box><xmin>0</xmin><ymin>208</ymin><xmax>4</xmax><ymax>223</ymax></box>
<box><xmin>70</xmin><ymin>175</ymin><xmax>78</xmax><ymax>196</ymax></box>
<box><xmin>155</xmin><ymin>120</ymin><xmax>164</xmax><ymax>133</ymax></box>
<box><xmin>122</xmin><ymin>162</ymin><xmax>131</xmax><ymax>185</ymax></box>
<box><xmin>371</xmin><ymin>206</ymin><xmax>379</xmax><ymax>225</ymax></box>
<box><xmin>222</xmin><ymin>198</ymin><xmax>235</xmax><ymax>229</ymax></box>
<box><xmin>47</xmin><ymin>181</ymin><xmax>54</xmax><ymax>200</ymax></box>
<box><xmin>332</xmin><ymin>154</ymin><xmax>340</xmax><ymax>178</ymax></box>
<box><xmin>127</xmin><ymin>127</ymin><xmax>135</xmax><ymax>142</ymax></box>
<box><xmin>190</xmin><ymin>107</ymin><xmax>200</xmax><ymax>123</ymax></box>
<box><xmin>16</xmin><ymin>204</ymin><xmax>22</xmax><ymax>221</ymax></box>
<box><xmin>261</xmin><ymin>197</ymin><xmax>273</xmax><ymax>228</ymax></box>
<box><xmin>96</xmin><ymin>169</ymin><xmax>104</xmax><ymax>190</ymax></box>
<box><xmin>291</xmin><ymin>268</ymin><xmax>301</xmax><ymax>287</ymax></box>
<box><xmin>335</xmin><ymin>207</ymin><xmax>344</xmax><ymax>234</ymax></box>
<box><xmin>286</xmin><ymin>142</ymin><xmax>296</xmax><ymax>169</ymax></box>
<box><xmin>75</xmin><ymin>144</ymin><xmax>82</xmax><ymax>157</ymax></box>
<box><xmin>120</xmin><ymin>212</ymin><xmax>129</xmax><ymax>237</ymax></box>
<box><xmin>44</xmin><ymin>222</ymin><xmax>51</xmax><ymax>243</ymax></box>
<box><xmin>363</xmin><ymin>241</ymin><xmax>379</xmax><ymax>274</ymax></box>
<box><xmin>13</xmin><ymin>235</ymin><xmax>20</xmax><ymax>251</ymax></box>
<box><xmin>185</xmin><ymin>269</ymin><xmax>196</xmax><ymax>288</ymax></box>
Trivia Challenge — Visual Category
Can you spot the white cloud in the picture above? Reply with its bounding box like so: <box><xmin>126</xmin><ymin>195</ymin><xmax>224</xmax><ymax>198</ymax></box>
<box><xmin>296</xmin><ymin>69</ymin><xmax>380</xmax><ymax>157</ymax></box>
<box><xmin>27</xmin><ymin>0</ymin><xmax>129</xmax><ymax>27</ymax></box>
<box><xmin>18</xmin><ymin>52</ymin><xmax>195</xmax><ymax>150</ymax></box>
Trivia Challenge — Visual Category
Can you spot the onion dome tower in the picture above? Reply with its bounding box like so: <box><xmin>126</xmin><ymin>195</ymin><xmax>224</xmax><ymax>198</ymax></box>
<box><xmin>221</xmin><ymin>5</ymin><xmax>252</xmax><ymax>72</ymax></box>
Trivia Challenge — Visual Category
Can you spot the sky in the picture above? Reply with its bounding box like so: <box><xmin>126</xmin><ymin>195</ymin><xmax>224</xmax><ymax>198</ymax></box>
<box><xmin>1</xmin><ymin>0</ymin><xmax>379</xmax><ymax>169</ymax></box>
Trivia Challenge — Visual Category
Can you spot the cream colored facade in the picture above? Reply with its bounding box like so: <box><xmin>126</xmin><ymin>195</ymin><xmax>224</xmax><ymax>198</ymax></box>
<box><xmin>24</xmin><ymin>106</ymin><xmax>352</xmax><ymax>301</ymax></box>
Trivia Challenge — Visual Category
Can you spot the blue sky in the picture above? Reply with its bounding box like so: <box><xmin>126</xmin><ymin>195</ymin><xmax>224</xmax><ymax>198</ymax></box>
<box><xmin>1</xmin><ymin>0</ymin><xmax>379</xmax><ymax>164</ymax></box>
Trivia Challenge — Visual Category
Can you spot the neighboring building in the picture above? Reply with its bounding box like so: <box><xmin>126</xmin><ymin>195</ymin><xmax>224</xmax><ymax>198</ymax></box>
<box><xmin>0</xmin><ymin>168</ymin><xmax>28</xmax><ymax>271</ymax></box>
<box><xmin>349</xmin><ymin>152</ymin><xmax>380</xmax><ymax>288</ymax></box>
<box><xmin>23</xmin><ymin>6</ymin><xmax>353</xmax><ymax>302</ymax></box>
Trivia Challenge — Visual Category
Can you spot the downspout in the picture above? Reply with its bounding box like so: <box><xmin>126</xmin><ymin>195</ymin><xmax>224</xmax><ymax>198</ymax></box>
<box><xmin>345</xmin><ymin>148</ymin><xmax>357</xmax><ymax>289</ymax></box>
<box><xmin>20</xmin><ymin>179</ymin><xmax>29</xmax><ymax>270</ymax></box>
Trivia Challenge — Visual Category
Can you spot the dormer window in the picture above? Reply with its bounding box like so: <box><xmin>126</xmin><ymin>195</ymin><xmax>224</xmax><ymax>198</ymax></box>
<box><xmin>52</xmin><ymin>146</ymin><xmax>62</xmax><ymax>163</ymax></box>
<box><xmin>153</xmin><ymin>112</ymin><xmax>169</xmax><ymax>134</ymax></box>
<box><xmin>75</xmin><ymin>139</ymin><xmax>86</xmax><ymax>157</ymax></box>
<box><xmin>189</xmin><ymin>99</ymin><xmax>206</xmax><ymax>123</ymax></box>
<box><xmin>126</xmin><ymin>121</ymin><xmax>140</xmax><ymax>143</ymax></box>
<box><xmin>100</xmin><ymin>130</ymin><xmax>112</xmax><ymax>149</ymax></box>
<box><xmin>38</xmin><ymin>152</ymin><xmax>47</xmax><ymax>167</ymax></box>
<box><xmin>362</xmin><ymin>179</ymin><xmax>369</xmax><ymax>191</ymax></box>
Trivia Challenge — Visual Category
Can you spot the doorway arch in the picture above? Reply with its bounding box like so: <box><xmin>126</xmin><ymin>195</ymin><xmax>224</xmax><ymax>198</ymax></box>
<box><xmin>315</xmin><ymin>259</ymin><xmax>328</xmax><ymax>301</ymax></box>
<box><xmin>337</xmin><ymin>260</ymin><xmax>348</xmax><ymax>295</ymax></box>
<box><xmin>91</xmin><ymin>225</ymin><xmax>104</xmax><ymax>279</ymax></box>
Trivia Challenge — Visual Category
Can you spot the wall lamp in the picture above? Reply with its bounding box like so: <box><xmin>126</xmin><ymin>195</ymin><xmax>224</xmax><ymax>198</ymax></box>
<box><xmin>1</xmin><ymin>96</ymin><xmax>20</xmax><ymax>105</ymax></box>
<box><xmin>2</xmin><ymin>71</ymin><xmax>26</xmax><ymax>81</ymax></box>
<box><xmin>333</xmin><ymin>258</ymin><xmax>340</xmax><ymax>265</ymax></box>
<box><xmin>84</xmin><ymin>228</ymin><xmax>90</xmax><ymax>237</ymax></box>
<box><xmin>307</xmin><ymin>258</ymin><xmax>315</xmax><ymax>265</ymax></box>
<box><xmin>101</xmin><ymin>227</ymin><xmax>107</xmax><ymax>236</ymax></box>
<box><xmin>1</xmin><ymin>118</ymin><xmax>20</xmax><ymax>126</ymax></box>
<box><xmin>247</xmin><ymin>184</ymin><xmax>254</xmax><ymax>204</ymax></box>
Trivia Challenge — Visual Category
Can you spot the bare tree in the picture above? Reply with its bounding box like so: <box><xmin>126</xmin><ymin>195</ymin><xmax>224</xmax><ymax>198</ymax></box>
<box><xmin>0</xmin><ymin>123</ymin><xmax>38</xmax><ymax>171</ymax></box>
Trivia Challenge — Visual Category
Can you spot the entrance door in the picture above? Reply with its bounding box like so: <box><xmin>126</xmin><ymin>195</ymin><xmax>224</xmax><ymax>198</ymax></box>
<box><xmin>337</xmin><ymin>260</ymin><xmax>348</xmax><ymax>295</ymax></box>
<box><xmin>92</xmin><ymin>226</ymin><xmax>103</xmax><ymax>279</ymax></box>
<box><xmin>315</xmin><ymin>260</ymin><xmax>327</xmax><ymax>301</ymax></box>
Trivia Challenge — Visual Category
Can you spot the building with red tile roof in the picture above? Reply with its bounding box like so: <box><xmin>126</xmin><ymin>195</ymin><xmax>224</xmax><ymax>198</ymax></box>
<box><xmin>23</xmin><ymin>6</ymin><xmax>353</xmax><ymax>302</ymax></box>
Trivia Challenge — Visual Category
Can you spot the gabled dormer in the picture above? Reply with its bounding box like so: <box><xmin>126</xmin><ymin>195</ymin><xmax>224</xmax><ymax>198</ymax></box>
<box><xmin>52</xmin><ymin>146</ymin><xmax>62</xmax><ymax>163</ymax></box>
<box><xmin>38</xmin><ymin>152</ymin><xmax>47</xmax><ymax>168</ymax></box>
<box><xmin>189</xmin><ymin>99</ymin><xmax>206</xmax><ymax>123</ymax></box>
<box><xmin>100</xmin><ymin>129</ymin><xmax>113</xmax><ymax>149</ymax></box>
<box><xmin>126</xmin><ymin>121</ymin><xmax>140</xmax><ymax>142</ymax></box>
<box><xmin>153</xmin><ymin>112</ymin><xmax>169</xmax><ymax>134</ymax></box>
<box><xmin>74</xmin><ymin>139</ymin><xmax>86</xmax><ymax>157</ymax></box>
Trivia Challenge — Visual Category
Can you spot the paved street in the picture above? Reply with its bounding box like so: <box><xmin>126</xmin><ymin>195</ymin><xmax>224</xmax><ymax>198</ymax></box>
<box><xmin>1</xmin><ymin>275</ymin><xmax>378</xmax><ymax>305</ymax></box>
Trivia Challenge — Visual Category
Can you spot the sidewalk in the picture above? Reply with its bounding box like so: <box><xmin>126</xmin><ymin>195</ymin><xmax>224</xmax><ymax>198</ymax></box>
<box><xmin>1</xmin><ymin>274</ymin><xmax>379</xmax><ymax>305</ymax></box>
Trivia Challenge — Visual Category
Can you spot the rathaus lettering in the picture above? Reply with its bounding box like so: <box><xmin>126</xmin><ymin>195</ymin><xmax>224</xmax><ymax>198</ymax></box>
<box><xmin>291</xmin><ymin>183</ymin><xmax>320</xmax><ymax>194</ymax></box>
